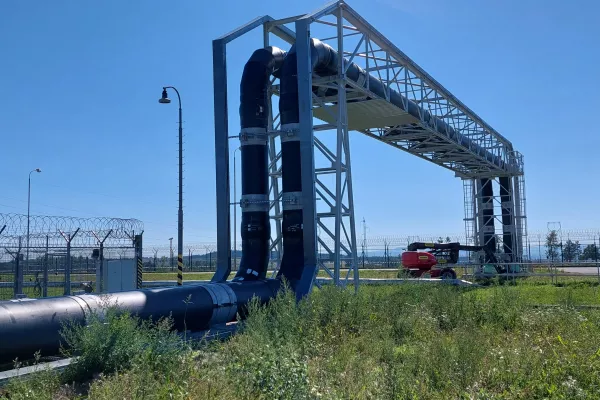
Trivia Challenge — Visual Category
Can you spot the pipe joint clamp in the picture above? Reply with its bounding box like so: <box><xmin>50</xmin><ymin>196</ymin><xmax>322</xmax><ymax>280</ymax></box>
<box><xmin>280</xmin><ymin>124</ymin><xmax>300</xmax><ymax>143</ymax></box>
<box><xmin>240</xmin><ymin>128</ymin><xmax>268</xmax><ymax>145</ymax></box>
<box><xmin>282</xmin><ymin>191</ymin><xmax>303</xmax><ymax>210</ymax></box>
<box><xmin>240</xmin><ymin>194</ymin><xmax>270</xmax><ymax>212</ymax></box>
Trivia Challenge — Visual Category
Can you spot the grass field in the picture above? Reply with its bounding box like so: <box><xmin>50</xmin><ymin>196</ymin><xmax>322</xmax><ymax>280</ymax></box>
<box><xmin>3</xmin><ymin>280</ymin><xmax>600</xmax><ymax>399</ymax></box>
<box><xmin>2</xmin><ymin>268</ymin><xmax>599</xmax><ymax>303</ymax></box>
<box><xmin>142</xmin><ymin>269</ymin><xmax>402</xmax><ymax>281</ymax></box>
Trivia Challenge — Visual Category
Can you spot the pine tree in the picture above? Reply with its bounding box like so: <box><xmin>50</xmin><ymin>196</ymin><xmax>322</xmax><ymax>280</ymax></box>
<box><xmin>546</xmin><ymin>230</ymin><xmax>560</xmax><ymax>261</ymax></box>
<box><xmin>563</xmin><ymin>239</ymin><xmax>581</xmax><ymax>262</ymax></box>
<box><xmin>581</xmin><ymin>244</ymin><xmax>599</xmax><ymax>261</ymax></box>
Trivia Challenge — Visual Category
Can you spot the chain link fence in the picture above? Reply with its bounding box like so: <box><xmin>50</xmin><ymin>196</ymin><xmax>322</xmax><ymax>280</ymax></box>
<box><xmin>141</xmin><ymin>228</ymin><xmax>600</xmax><ymax>279</ymax></box>
<box><xmin>0</xmin><ymin>213</ymin><xmax>143</xmax><ymax>300</ymax></box>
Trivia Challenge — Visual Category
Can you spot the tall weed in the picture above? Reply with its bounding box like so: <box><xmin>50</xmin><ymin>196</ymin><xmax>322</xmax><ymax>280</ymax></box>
<box><xmin>4</xmin><ymin>282</ymin><xmax>600</xmax><ymax>399</ymax></box>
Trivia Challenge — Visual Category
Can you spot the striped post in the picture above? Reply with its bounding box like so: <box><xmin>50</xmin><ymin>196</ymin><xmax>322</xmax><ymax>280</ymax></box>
<box><xmin>177</xmin><ymin>254</ymin><xmax>183</xmax><ymax>285</ymax></box>
<box><xmin>135</xmin><ymin>234</ymin><xmax>143</xmax><ymax>289</ymax></box>
<box><xmin>137</xmin><ymin>258</ymin><xmax>143</xmax><ymax>289</ymax></box>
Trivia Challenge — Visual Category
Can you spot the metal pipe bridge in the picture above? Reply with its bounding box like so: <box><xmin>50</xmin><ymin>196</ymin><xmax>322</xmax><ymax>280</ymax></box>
<box><xmin>212</xmin><ymin>0</ymin><xmax>528</xmax><ymax>298</ymax></box>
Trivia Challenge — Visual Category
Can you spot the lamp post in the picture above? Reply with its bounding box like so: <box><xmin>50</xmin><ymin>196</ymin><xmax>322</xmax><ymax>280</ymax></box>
<box><xmin>159</xmin><ymin>87</ymin><xmax>184</xmax><ymax>286</ymax></box>
<box><xmin>233</xmin><ymin>146</ymin><xmax>240</xmax><ymax>271</ymax></box>
<box><xmin>26</xmin><ymin>168</ymin><xmax>42</xmax><ymax>273</ymax></box>
<box><xmin>169</xmin><ymin>237</ymin><xmax>174</xmax><ymax>272</ymax></box>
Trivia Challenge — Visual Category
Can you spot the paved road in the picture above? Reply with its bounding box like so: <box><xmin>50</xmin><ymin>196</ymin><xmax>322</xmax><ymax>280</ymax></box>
<box><xmin>556</xmin><ymin>267</ymin><xmax>600</xmax><ymax>276</ymax></box>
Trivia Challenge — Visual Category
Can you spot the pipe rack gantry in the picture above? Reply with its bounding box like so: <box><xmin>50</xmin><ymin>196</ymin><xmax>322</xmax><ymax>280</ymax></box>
<box><xmin>212</xmin><ymin>0</ymin><xmax>528</xmax><ymax>298</ymax></box>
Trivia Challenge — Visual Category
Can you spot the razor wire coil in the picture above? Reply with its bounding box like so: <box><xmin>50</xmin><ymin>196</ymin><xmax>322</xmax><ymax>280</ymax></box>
<box><xmin>0</xmin><ymin>213</ymin><xmax>143</xmax><ymax>249</ymax></box>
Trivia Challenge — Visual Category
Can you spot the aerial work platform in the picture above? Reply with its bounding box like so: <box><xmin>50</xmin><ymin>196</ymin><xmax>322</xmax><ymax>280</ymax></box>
<box><xmin>212</xmin><ymin>0</ymin><xmax>527</xmax><ymax>297</ymax></box>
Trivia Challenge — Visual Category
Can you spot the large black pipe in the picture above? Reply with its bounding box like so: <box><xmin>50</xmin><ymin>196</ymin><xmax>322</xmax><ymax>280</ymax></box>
<box><xmin>0</xmin><ymin>280</ymin><xmax>280</xmax><ymax>364</ymax></box>
<box><xmin>300</xmin><ymin>40</ymin><xmax>507</xmax><ymax>169</ymax></box>
<box><xmin>277</xmin><ymin>40</ymin><xmax>340</xmax><ymax>287</ymax></box>
<box><xmin>277</xmin><ymin>38</ymin><xmax>506</xmax><ymax>284</ymax></box>
<box><xmin>480</xmin><ymin>178</ymin><xmax>496</xmax><ymax>260</ymax></box>
<box><xmin>233</xmin><ymin>46</ymin><xmax>286</xmax><ymax>282</ymax></box>
<box><xmin>499</xmin><ymin>177</ymin><xmax>514</xmax><ymax>261</ymax></box>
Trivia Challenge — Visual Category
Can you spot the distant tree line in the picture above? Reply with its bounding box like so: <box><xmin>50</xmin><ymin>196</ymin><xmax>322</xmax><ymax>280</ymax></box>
<box><xmin>546</xmin><ymin>230</ymin><xmax>599</xmax><ymax>262</ymax></box>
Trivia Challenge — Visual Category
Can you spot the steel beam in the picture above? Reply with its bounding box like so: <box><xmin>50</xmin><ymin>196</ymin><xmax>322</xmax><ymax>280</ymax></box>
<box><xmin>212</xmin><ymin>39</ymin><xmax>231</xmax><ymax>282</ymax></box>
<box><xmin>295</xmin><ymin>18</ymin><xmax>318</xmax><ymax>299</ymax></box>
<box><xmin>217</xmin><ymin>15</ymin><xmax>295</xmax><ymax>45</ymax></box>
<box><xmin>265</xmin><ymin>27</ymin><xmax>284</xmax><ymax>275</ymax></box>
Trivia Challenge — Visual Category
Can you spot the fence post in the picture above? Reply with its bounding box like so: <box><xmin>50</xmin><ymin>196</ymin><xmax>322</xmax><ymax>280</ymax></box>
<box><xmin>135</xmin><ymin>234</ymin><xmax>143</xmax><ymax>289</ymax></box>
<box><xmin>65</xmin><ymin>238</ymin><xmax>71</xmax><ymax>295</ymax></box>
<box><xmin>91</xmin><ymin>230</ymin><xmax>113</xmax><ymax>294</ymax></box>
<box><xmin>99</xmin><ymin>242</ymin><xmax>104</xmax><ymax>292</ymax></box>
<box><xmin>14</xmin><ymin>237</ymin><xmax>23</xmax><ymax>298</ymax></box>
<box><xmin>43</xmin><ymin>235</ymin><xmax>49</xmax><ymax>297</ymax></box>
<box><xmin>59</xmin><ymin>228</ymin><xmax>79</xmax><ymax>296</ymax></box>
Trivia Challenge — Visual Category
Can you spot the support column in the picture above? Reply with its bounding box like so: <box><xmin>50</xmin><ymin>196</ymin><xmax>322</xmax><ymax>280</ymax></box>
<box><xmin>480</xmin><ymin>178</ymin><xmax>496</xmax><ymax>261</ymax></box>
<box><xmin>295</xmin><ymin>18</ymin><xmax>318</xmax><ymax>299</ymax></box>
<box><xmin>264</xmin><ymin>25</ymin><xmax>283</xmax><ymax>274</ymax></box>
<box><xmin>462</xmin><ymin>179</ymin><xmax>478</xmax><ymax>246</ymax></box>
<box><xmin>333</xmin><ymin>10</ymin><xmax>346</xmax><ymax>286</ymax></box>
<box><xmin>212</xmin><ymin>39</ymin><xmax>232</xmax><ymax>282</ymax></box>
<box><xmin>499</xmin><ymin>177</ymin><xmax>515</xmax><ymax>262</ymax></box>
<box><xmin>475</xmin><ymin>179</ymin><xmax>485</xmax><ymax>249</ymax></box>
<box><xmin>513</xmin><ymin>175</ymin><xmax>525</xmax><ymax>261</ymax></box>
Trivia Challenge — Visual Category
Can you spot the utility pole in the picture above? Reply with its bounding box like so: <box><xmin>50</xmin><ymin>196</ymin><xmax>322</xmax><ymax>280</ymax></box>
<box><xmin>361</xmin><ymin>217</ymin><xmax>367</xmax><ymax>268</ymax></box>
<box><xmin>26</xmin><ymin>168</ymin><xmax>42</xmax><ymax>274</ymax></box>
<box><xmin>233</xmin><ymin>147</ymin><xmax>240</xmax><ymax>271</ymax></box>
<box><xmin>169</xmin><ymin>237</ymin><xmax>174</xmax><ymax>271</ymax></box>
<box><xmin>159</xmin><ymin>87</ymin><xmax>184</xmax><ymax>285</ymax></box>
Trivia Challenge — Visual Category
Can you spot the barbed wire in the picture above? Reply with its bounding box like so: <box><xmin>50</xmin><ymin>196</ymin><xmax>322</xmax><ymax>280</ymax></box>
<box><xmin>0</xmin><ymin>213</ymin><xmax>144</xmax><ymax>249</ymax></box>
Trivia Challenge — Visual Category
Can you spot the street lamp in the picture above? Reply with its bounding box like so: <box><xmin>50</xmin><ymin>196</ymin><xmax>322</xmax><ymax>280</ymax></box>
<box><xmin>233</xmin><ymin>146</ymin><xmax>240</xmax><ymax>271</ymax></box>
<box><xmin>159</xmin><ymin>86</ymin><xmax>184</xmax><ymax>286</ymax></box>
<box><xmin>169</xmin><ymin>237</ymin><xmax>174</xmax><ymax>272</ymax></box>
<box><xmin>26</xmin><ymin>168</ymin><xmax>42</xmax><ymax>273</ymax></box>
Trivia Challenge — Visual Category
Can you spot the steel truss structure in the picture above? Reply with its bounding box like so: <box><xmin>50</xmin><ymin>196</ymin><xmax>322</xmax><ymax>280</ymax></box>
<box><xmin>213</xmin><ymin>0</ymin><xmax>527</xmax><ymax>295</ymax></box>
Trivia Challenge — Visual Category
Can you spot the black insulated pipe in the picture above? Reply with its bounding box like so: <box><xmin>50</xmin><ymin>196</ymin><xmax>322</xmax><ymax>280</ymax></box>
<box><xmin>499</xmin><ymin>177</ymin><xmax>514</xmax><ymax>262</ymax></box>
<box><xmin>0</xmin><ymin>279</ymin><xmax>280</xmax><ymax>364</ymax></box>
<box><xmin>305</xmin><ymin>40</ymin><xmax>506</xmax><ymax>169</ymax></box>
<box><xmin>480</xmin><ymin>178</ymin><xmax>496</xmax><ymax>260</ymax></box>
<box><xmin>233</xmin><ymin>47</ymin><xmax>286</xmax><ymax>282</ymax></box>
<box><xmin>277</xmin><ymin>40</ymin><xmax>340</xmax><ymax>288</ymax></box>
<box><xmin>277</xmin><ymin>38</ymin><xmax>506</xmax><ymax>285</ymax></box>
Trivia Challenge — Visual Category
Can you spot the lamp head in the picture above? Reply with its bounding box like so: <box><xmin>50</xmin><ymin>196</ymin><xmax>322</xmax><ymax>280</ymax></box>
<box><xmin>159</xmin><ymin>88</ymin><xmax>171</xmax><ymax>104</ymax></box>
<box><xmin>35</xmin><ymin>168</ymin><xmax>41</xmax><ymax>173</ymax></box>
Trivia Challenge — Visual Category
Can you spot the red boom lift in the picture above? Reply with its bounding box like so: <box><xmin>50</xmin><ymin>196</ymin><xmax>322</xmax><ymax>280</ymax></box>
<box><xmin>401</xmin><ymin>242</ymin><xmax>495</xmax><ymax>280</ymax></box>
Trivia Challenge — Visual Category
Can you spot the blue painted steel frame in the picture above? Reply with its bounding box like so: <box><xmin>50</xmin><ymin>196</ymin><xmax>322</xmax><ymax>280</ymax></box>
<box><xmin>294</xmin><ymin>18</ymin><xmax>319</xmax><ymax>299</ymax></box>
<box><xmin>211</xmin><ymin>17</ymin><xmax>295</xmax><ymax>283</ymax></box>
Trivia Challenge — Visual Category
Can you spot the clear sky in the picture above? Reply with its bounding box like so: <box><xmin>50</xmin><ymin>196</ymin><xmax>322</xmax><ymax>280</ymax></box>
<box><xmin>1</xmin><ymin>0</ymin><xmax>599</xmax><ymax>247</ymax></box>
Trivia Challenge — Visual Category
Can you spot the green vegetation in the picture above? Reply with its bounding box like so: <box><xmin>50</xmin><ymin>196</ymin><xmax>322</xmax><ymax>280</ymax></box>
<box><xmin>142</xmin><ymin>269</ymin><xmax>400</xmax><ymax>281</ymax></box>
<box><xmin>471</xmin><ymin>281</ymin><xmax>600</xmax><ymax>306</ymax></box>
<box><xmin>3</xmin><ymin>281</ymin><xmax>600</xmax><ymax>399</ymax></box>
<box><xmin>143</xmin><ymin>271</ymin><xmax>221</xmax><ymax>281</ymax></box>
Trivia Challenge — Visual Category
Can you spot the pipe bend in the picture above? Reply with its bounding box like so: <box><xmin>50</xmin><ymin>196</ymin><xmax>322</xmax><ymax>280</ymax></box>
<box><xmin>235</xmin><ymin>47</ymin><xmax>287</xmax><ymax>282</ymax></box>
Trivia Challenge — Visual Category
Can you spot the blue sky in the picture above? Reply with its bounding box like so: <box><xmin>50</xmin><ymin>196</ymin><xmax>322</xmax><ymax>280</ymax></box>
<box><xmin>1</xmin><ymin>0</ymin><xmax>598</xmax><ymax>246</ymax></box>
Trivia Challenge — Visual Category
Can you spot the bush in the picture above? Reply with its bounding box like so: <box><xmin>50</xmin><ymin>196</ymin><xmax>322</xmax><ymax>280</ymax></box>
<box><xmin>59</xmin><ymin>305</ymin><xmax>188</xmax><ymax>384</ymax></box>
